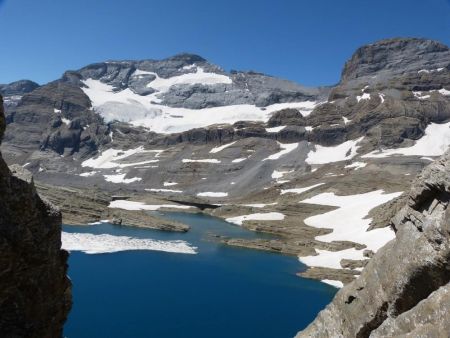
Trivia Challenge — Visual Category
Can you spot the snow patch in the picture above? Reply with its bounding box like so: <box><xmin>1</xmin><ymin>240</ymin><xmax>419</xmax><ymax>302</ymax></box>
<box><xmin>104</xmin><ymin>174</ymin><xmax>142</xmax><ymax>184</ymax></box>
<box><xmin>80</xmin><ymin>171</ymin><xmax>98</xmax><ymax>177</ymax></box>
<box><xmin>108</xmin><ymin>200</ymin><xmax>191</xmax><ymax>211</ymax></box>
<box><xmin>356</xmin><ymin>93</ymin><xmax>370</xmax><ymax>102</ymax></box>
<box><xmin>280</xmin><ymin>183</ymin><xmax>324</xmax><ymax>195</ymax></box>
<box><xmin>182</xmin><ymin>159</ymin><xmax>221</xmax><ymax>163</ymax></box>
<box><xmin>298</xmin><ymin>189</ymin><xmax>402</xmax><ymax>270</ymax></box>
<box><xmin>82</xmin><ymin>147</ymin><xmax>161</xmax><ymax>169</ymax></box>
<box><xmin>362</xmin><ymin>122</ymin><xmax>450</xmax><ymax>158</ymax></box>
<box><xmin>209</xmin><ymin>141</ymin><xmax>236</xmax><ymax>153</ymax></box>
<box><xmin>263</xmin><ymin>142</ymin><xmax>298</xmax><ymax>161</ymax></box>
<box><xmin>265</xmin><ymin>126</ymin><xmax>286</xmax><ymax>133</ymax></box>
<box><xmin>145</xmin><ymin>188</ymin><xmax>182</xmax><ymax>193</ymax></box>
<box><xmin>197</xmin><ymin>192</ymin><xmax>228</xmax><ymax>197</ymax></box>
<box><xmin>226</xmin><ymin>212</ymin><xmax>285</xmax><ymax>226</ymax></box>
<box><xmin>322</xmin><ymin>279</ymin><xmax>344</xmax><ymax>288</ymax></box>
<box><xmin>345</xmin><ymin>162</ymin><xmax>367</xmax><ymax>170</ymax></box>
<box><xmin>62</xmin><ymin>232</ymin><xmax>197</xmax><ymax>254</ymax></box>
<box><xmin>306</xmin><ymin>137</ymin><xmax>363</xmax><ymax>165</ymax></box>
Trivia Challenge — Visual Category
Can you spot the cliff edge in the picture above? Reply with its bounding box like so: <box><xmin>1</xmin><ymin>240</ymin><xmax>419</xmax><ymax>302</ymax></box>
<box><xmin>0</xmin><ymin>95</ymin><xmax>71</xmax><ymax>337</ymax></box>
<box><xmin>296</xmin><ymin>149</ymin><xmax>450</xmax><ymax>337</ymax></box>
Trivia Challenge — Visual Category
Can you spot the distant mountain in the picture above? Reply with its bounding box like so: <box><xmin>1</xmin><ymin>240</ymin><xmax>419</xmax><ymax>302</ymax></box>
<box><xmin>0</xmin><ymin>79</ymin><xmax>39</xmax><ymax>110</ymax></box>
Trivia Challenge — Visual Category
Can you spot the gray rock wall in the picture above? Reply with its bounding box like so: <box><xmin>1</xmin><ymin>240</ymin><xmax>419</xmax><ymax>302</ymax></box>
<box><xmin>0</xmin><ymin>95</ymin><xmax>71</xmax><ymax>337</ymax></box>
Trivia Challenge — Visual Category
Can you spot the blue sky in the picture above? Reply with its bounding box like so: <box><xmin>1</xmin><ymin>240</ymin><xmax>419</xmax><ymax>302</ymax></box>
<box><xmin>0</xmin><ymin>0</ymin><xmax>449</xmax><ymax>86</ymax></box>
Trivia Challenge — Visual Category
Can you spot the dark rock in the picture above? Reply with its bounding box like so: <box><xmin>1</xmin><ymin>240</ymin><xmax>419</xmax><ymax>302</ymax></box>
<box><xmin>267</xmin><ymin>108</ymin><xmax>306</xmax><ymax>127</ymax></box>
<box><xmin>0</xmin><ymin>95</ymin><xmax>71</xmax><ymax>337</ymax></box>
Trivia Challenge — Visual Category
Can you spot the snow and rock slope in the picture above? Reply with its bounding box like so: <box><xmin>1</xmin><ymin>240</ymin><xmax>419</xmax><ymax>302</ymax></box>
<box><xmin>296</xmin><ymin>150</ymin><xmax>450</xmax><ymax>338</ymax></box>
<box><xmin>1</xmin><ymin>37</ymin><xmax>450</xmax><ymax>287</ymax></box>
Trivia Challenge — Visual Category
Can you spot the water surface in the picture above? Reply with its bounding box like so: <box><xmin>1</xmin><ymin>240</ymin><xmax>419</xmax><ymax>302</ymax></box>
<box><xmin>64</xmin><ymin>212</ymin><xmax>336</xmax><ymax>338</ymax></box>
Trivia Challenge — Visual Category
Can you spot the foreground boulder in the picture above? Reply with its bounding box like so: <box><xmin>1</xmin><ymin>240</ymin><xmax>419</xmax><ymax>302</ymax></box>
<box><xmin>296</xmin><ymin>149</ymin><xmax>450</xmax><ymax>337</ymax></box>
<box><xmin>0</xmin><ymin>95</ymin><xmax>71</xmax><ymax>337</ymax></box>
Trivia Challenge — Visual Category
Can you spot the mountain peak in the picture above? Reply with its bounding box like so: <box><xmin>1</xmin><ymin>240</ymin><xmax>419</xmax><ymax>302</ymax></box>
<box><xmin>164</xmin><ymin>53</ymin><xmax>207</xmax><ymax>64</ymax></box>
<box><xmin>341</xmin><ymin>37</ymin><xmax>450</xmax><ymax>82</ymax></box>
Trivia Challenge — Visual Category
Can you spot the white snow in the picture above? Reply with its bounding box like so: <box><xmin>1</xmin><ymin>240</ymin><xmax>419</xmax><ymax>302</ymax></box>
<box><xmin>79</xmin><ymin>171</ymin><xmax>98</xmax><ymax>177</ymax></box>
<box><xmin>54</xmin><ymin>108</ymin><xmax>61</xmax><ymax>114</ymax></box>
<box><xmin>413</xmin><ymin>88</ymin><xmax>450</xmax><ymax>100</ymax></box>
<box><xmin>182</xmin><ymin>64</ymin><xmax>196</xmax><ymax>70</ymax></box>
<box><xmin>104</xmin><ymin>174</ymin><xmax>142</xmax><ymax>184</ymax></box>
<box><xmin>232</xmin><ymin>158</ymin><xmax>247</xmax><ymax>163</ymax></box>
<box><xmin>344</xmin><ymin>162</ymin><xmax>367</xmax><ymax>170</ymax></box>
<box><xmin>145</xmin><ymin>188</ymin><xmax>182</xmax><ymax>193</ymax></box>
<box><xmin>144</xmin><ymin>66</ymin><xmax>232</xmax><ymax>90</ymax></box>
<box><xmin>300</xmin><ymin>190</ymin><xmax>401</xmax><ymax>247</ymax></box>
<box><xmin>421</xmin><ymin>157</ymin><xmax>435</xmax><ymax>162</ymax></box>
<box><xmin>379</xmin><ymin>93</ymin><xmax>385</xmax><ymax>103</ymax></box>
<box><xmin>81</xmin><ymin>77</ymin><xmax>318</xmax><ymax>134</ymax></box>
<box><xmin>82</xmin><ymin>147</ymin><xmax>161</xmax><ymax>169</ymax></box>
<box><xmin>61</xmin><ymin>118</ymin><xmax>71</xmax><ymax>125</ymax></box>
<box><xmin>108</xmin><ymin>200</ymin><xmax>191</xmax><ymax>211</ymax></box>
<box><xmin>271</xmin><ymin>169</ymin><xmax>293</xmax><ymax>183</ymax></box>
<box><xmin>342</xmin><ymin>117</ymin><xmax>351</xmax><ymax>125</ymax></box>
<box><xmin>263</xmin><ymin>142</ymin><xmax>299</xmax><ymax>161</ymax></box>
<box><xmin>62</xmin><ymin>232</ymin><xmax>197</xmax><ymax>255</ymax></box>
<box><xmin>226</xmin><ymin>212</ymin><xmax>285</xmax><ymax>226</ymax></box>
<box><xmin>298</xmin><ymin>190</ymin><xmax>402</xmax><ymax>270</ymax></box>
<box><xmin>280</xmin><ymin>183</ymin><xmax>324</xmax><ymax>195</ymax></box>
<box><xmin>300</xmin><ymin>248</ymin><xmax>364</xmax><ymax>269</ymax></box>
<box><xmin>242</xmin><ymin>203</ymin><xmax>278</xmax><ymax>208</ymax></box>
<box><xmin>418</xmin><ymin>68</ymin><xmax>445</xmax><ymax>74</ymax></box>
<box><xmin>362</xmin><ymin>122</ymin><xmax>450</xmax><ymax>158</ymax></box>
<box><xmin>163</xmin><ymin>182</ymin><xmax>178</xmax><ymax>186</ymax></box>
<box><xmin>182</xmin><ymin>159</ymin><xmax>221</xmax><ymax>163</ymax></box>
<box><xmin>356</xmin><ymin>93</ymin><xmax>371</xmax><ymax>102</ymax></box>
<box><xmin>197</xmin><ymin>192</ymin><xmax>228</xmax><ymax>197</ymax></box>
<box><xmin>322</xmin><ymin>279</ymin><xmax>344</xmax><ymax>288</ymax></box>
<box><xmin>413</xmin><ymin>91</ymin><xmax>431</xmax><ymax>100</ymax></box>
<box><xmin>306</xmin><ymin>137</ymin><xmax>364</xmax><ymax>165</ymax></box>
<box><xmin>209</xmin><ymin>141</ymin><xmax>236</xmax><ymax>153</ymax></box>
<box><xmin>265</xmin><ymin>126</ymin><xmax>286</xmax><ymax>133</ymax></box>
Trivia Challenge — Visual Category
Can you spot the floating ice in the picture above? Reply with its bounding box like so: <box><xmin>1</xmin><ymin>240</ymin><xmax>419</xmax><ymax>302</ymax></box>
<box><xmin>62</xmin><ymin>232</ymin><xmax>197</xmax><ymax>254</ymax></box>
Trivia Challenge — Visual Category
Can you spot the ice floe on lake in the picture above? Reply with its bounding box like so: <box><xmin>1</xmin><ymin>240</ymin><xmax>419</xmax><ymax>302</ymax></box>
<box><xmin>62</xmin><ymin>232</ymin><xmax>197</xmax><ymax>254</ymax></box>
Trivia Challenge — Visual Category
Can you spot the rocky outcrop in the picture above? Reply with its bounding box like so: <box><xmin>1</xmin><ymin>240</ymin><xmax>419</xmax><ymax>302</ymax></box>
<box><xmin>0</xmin><ymin>95</ymin><xmax>71</xmax><ymax>337</ymax></box>
<box><xmin>0</xmin><ymin>80</ymin><xmax>39</xmax><ymax>97</ymax></box>
<box><xmin>296</xmin><ymin>150</ymin><xmax>450</xmax><ymax>338</ymax></box>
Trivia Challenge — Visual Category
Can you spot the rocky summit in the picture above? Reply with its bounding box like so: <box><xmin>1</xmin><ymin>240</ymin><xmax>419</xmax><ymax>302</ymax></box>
<box><xmin>0</xmin><ymin>37</ymin><xmax>449</xmax><ymax>336</ymax></box>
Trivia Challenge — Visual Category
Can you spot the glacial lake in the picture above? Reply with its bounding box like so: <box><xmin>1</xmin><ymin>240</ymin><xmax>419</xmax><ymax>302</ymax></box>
<box><xmin>63</xmin><ymin>212</ymin><xmax>336</xmax><ymax>338</ymax></box>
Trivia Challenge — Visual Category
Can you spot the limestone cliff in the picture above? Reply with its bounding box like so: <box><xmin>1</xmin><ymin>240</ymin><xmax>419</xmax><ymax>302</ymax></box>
<box><xmin>0</xmin><ymin>95</ymin><xmax>71</xmax><ymax>337</ymax></box>
<box><xmin>296</xmin><ymin>150</ymin><xmax>450</xmax><ymax>337</ymax></box>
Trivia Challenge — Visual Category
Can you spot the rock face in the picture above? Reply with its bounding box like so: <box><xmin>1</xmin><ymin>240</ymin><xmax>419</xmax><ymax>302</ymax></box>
<box><xmin>296</xmin><ymin>150</ymin><xmax>450</xmax><ymax>338</ymax></box>
<box><xmin>0</xmin><ymin>95</ymin><xmax>71</xmax><ymax>337</ymax></box>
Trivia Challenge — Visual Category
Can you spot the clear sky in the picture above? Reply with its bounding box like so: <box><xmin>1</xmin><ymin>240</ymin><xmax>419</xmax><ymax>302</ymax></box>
<box><xmin>0</xmin><ymin>0</ymin><xmax>449</xmax><ymax>86</ymax></box>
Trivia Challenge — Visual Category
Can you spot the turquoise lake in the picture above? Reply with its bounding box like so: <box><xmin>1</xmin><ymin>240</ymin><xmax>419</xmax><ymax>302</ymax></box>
<box><xmin>63</xmin><ymin>212</ymin><xmax>336</xmax><ymax>338</ymax></box>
